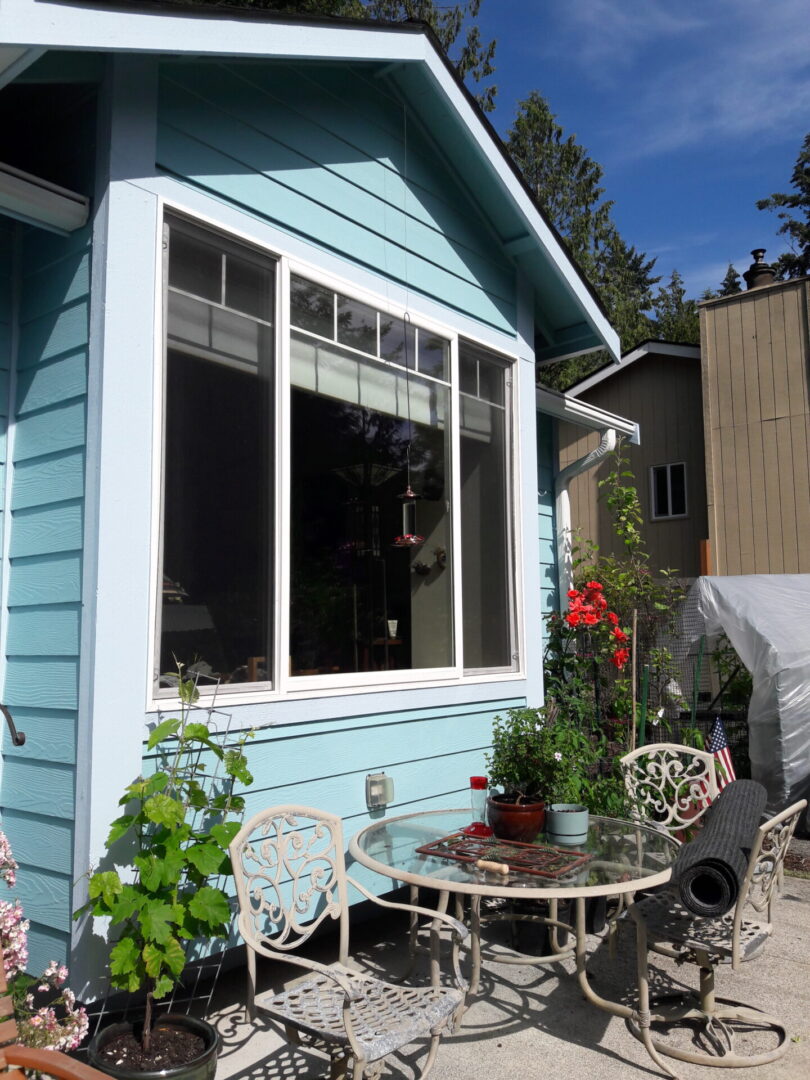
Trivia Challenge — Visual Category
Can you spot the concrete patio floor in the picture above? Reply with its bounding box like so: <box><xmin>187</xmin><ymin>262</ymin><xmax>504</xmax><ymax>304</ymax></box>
<box><xmin>210</xmin><ymin>874</ymin><xmax>810</xmax><ymax>1080</ymax></box>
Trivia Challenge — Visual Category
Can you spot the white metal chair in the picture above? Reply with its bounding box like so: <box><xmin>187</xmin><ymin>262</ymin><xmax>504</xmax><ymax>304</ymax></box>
<box><xmin>229</xmin><ymin>805</ymin><xmax>468</xmax><ymax>1080</ymax></box>
<box><xmin>620</xmin><ymin>743</ymin><xmax>719</xmax><ymax>840</ymax></box>
<box><xmin>627</xmin><ymin>798</ymin><xmax>807</xmax><ymax>1077</ymax></box>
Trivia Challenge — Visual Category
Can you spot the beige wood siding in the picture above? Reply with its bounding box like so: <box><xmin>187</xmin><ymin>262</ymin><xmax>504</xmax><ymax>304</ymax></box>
<box><xmin>701</xmin><ymin>278</ymin><xmax>810</xmax><ymax>574</ymax></box>
<box><xmin>558</xmin><ymin>353</ymin><xmax>707</xmax><ymax>577</ymax></box>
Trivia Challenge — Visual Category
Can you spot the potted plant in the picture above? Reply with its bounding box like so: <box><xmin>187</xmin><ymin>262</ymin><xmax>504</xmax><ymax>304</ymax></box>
<box><xmin>485</xmin><ymin>707</ymin><xmax>557</xmax><ymax>842</ymax></box>
<box><xmin>76</xmin><ymin>666</ymin><xmax>253</xmax><ymax>1079</ymax></box>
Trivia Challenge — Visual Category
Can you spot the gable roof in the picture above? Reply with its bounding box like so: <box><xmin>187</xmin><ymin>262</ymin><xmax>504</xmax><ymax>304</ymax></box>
<box><xmin>0</xmin><ymin>0</ymin><xmax>619</xmax><ymax>364</ymax></box>
<box><xmin>566</xmin><ymin>339</ymin><xmax>701</xmax><ymax>397</ymax></box>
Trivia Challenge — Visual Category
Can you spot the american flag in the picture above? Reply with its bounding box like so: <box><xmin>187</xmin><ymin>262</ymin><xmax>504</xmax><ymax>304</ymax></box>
<box><xmin>708</xmin><ymin>715</ymin><xmax>736</xmax><ymax>790</ymax></box>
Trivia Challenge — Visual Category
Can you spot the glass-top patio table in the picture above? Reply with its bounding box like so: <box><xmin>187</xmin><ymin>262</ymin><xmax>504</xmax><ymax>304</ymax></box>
<box><xmin>349</xmin><ymin>808</ymin><xmax>679</xmax><ymax>1017</ymax></box>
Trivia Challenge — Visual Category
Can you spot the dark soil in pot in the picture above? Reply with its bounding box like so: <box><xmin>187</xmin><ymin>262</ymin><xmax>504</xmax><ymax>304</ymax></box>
<box><xmin>88</xmin><ymin>1014</ymin><xmax>220</xmax><ymax>1080</ymax></box>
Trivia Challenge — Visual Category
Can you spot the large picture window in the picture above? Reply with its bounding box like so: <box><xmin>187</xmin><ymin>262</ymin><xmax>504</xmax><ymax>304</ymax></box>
<box><xmin>156</xmin><ymin>216</ymin><xmax>516</xmax><ymax>694</ymax></box>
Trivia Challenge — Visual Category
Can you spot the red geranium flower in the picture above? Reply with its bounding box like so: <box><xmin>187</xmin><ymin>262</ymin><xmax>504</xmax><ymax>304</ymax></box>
<box><xmin>565</xmin><ymin>612</ymin><xmax>581</xmax><ymax>627</ymax></box>
<box><xmin>607</xmin><ymin>611</ymin><xmax>619</xmax><ymax>625</ymax></box>
<box><xmin>613</xmin><ymin>628</ymin><xmax>628</xmax><ymax>643</ymax></box>
<box><xmin>585</xmin><ymin>581</ymin><xmax>603</xmax><ymax>591</ymax></box>
<box><xmin>611</xmin><ymin>647</ymin><xmax>630</xmax><ymax>670</ymax></box>
<box><xmin>583</xmin><ymin>612</ymin><xmax>598</xmax><ymax>625</ymax></box>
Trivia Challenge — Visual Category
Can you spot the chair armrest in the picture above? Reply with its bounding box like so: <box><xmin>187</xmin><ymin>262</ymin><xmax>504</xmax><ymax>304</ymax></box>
<box><xmin>4</xmin><ymin>1045</ymin><xmax>110</xmax><ymax>1080</ymax></box>
<box><xmin>346</xmin><ymin>875</ymin><xmax>469</xmax><ymax>942</ymax></box>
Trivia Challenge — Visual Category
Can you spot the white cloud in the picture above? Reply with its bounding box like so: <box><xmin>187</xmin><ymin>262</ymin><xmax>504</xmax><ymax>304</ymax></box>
<box><xmin>544</xmin><ymin>0</ymin><xmax>810</xmax><ymax>157</ymax></box>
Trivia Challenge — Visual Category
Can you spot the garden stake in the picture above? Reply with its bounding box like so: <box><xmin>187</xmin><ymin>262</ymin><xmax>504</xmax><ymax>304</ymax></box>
<box><xmin>630</xmin><ymin>608</ymin><xmax>638</xmax><ymax>752</ymax></box>
<box><xmin>691</xmin><ymin>634</ymin><xmax>706</xmax><ymax>726</ymax></box>
<box><xmin>638</xmin><ymin>663</ymin><xmax>649</xmax><ymax>746</ymax></box>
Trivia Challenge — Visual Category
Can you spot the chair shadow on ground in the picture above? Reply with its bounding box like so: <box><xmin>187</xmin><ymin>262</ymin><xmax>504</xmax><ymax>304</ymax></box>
<box><xmin>207</xmin><ymin>908</ymin><xmax>698</xmax><ymax>1079</ymax></box>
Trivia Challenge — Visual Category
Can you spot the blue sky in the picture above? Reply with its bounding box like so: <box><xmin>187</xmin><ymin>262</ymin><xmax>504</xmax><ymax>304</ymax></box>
<box><xmin>475</xmin><ymin>0</ymin><xmax>810</xmax><ymax>298</ymax></box>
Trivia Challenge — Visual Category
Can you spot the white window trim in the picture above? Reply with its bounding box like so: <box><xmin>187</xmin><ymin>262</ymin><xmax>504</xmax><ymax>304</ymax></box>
<box><xmin>649</xmin><ymin>461</ymin><xmax>688</xmax><ymax>521</ymax></box>
<box><xmin>147</xmin><ymin>198</ymin><xmax>524</xmax><ymax>711</ymax></box>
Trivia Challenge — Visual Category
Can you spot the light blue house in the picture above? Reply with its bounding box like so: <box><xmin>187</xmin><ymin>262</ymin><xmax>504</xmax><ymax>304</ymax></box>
<box><xmin>0</xmin><ymin>0</ymin><xmax>626</xmax><ymax>994</ymax></box>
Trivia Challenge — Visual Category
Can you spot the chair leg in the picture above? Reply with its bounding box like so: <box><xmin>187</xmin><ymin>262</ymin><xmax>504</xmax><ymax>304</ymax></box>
<box><xmin>633</xmin><ymin>920</ymin><xmax>681</xmax><ymax>1079</ymax></box>
<box><xmin>418</xmin><ymin>1034</ymin><xmax>443</xmax><ymax>1080</ymax></box>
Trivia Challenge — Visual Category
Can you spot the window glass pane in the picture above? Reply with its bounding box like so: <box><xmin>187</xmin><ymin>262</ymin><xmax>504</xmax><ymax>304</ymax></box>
<box><xmin>290</xmin><ymin>334</ymin><xmax>452</xmax><ymax>675</ymax></box>
<box><xmin>653</xmin><ymin>466</ymin><xmax>669</xmax><ymax>517</ymax></box>
<box><xmin>226</xmin><ymin>254</ymin><xmax>274</xmax><ymax>321</ymax></box>
<box><xmin>337</xmin><ymin>294</ymin><xmax>377</xmax><ymax>354</ymax></box>
<box><xmin>460</xmin><ymin>354</ymin><xmax>477</xmax><ymax>395</ymax></box>
<box><xmin>291</xmin><ymin>275</ymin><xmax>334</xmax><ymax>337</ymax></box>
<box><xmin>380</xmin><ymin>316</ymin><xmax>416</xmax><ymax>369</ymax></box>
<box><xmin>460</xmin><ymin>346</ymin><xmax>512</xmax><ymax>669</ymax></box>
<box><xmin>478</xmin><ymin>357</ymin><xmax>505</xmax><ymax>405</ymax></box>
<box><xmin>670</xmin><ymin>463</ymin><xmax>687</xmax><ymax>516</ymax></box>
<box><xmin>168</xmin><ymin>231</ymin><xmax>222</xmax><ymax>302</ymax></box>
<box><xmin>160</xmin><ymin>222</ymin><xmax>275</xmax><ymax>689</ymax></box>
<box><xmin>419</xmin><ymin>333</ymin><xmax>449</xmax><ymax>381</ymax></box>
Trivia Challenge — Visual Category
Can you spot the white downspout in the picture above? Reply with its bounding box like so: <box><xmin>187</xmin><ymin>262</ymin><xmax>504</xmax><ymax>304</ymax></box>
<box><xmin>555</xmin><ymin>428</ymin><xmax>617</xmax><ymax>608</ymax></box>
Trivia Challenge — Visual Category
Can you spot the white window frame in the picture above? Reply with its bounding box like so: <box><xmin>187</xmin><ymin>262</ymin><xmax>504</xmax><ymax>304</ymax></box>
<box><xmin>649</xmin><ymin>461</ymin><xmax>688</xmax><ymax>520</ymax></box>
<box><xmin>149</xmin><ymin>202</ymin><xmax>523</xmax><ymax>708</ymax></box>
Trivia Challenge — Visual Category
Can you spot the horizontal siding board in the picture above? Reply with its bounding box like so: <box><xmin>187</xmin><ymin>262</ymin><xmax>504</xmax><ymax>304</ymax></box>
<box><xmin>16</xmin><ymin>300</ymin><xmax>90</xmax><ymax>370</ymax></box>
<box><xmin>7</xmin><ymin>551</ymin><xmax>82</xmax><ymax>606</ymax></box>
<box><xmin>0</xmin><ymin>758</ymin><xmax>75</xmax><ymax>818</ymax></box>
<box><xmin>11</xmin><ymin>448</ymin><xmax>86</xmax><ymax>510</ymax></box>
<box><xmin>160</xmin><ymin>72</ymin><xmax>513</xmax><ymax>298</ymax></box>
<box><xmin>24</xmin><ymin>925</ymin><xmax>70</xmax><ymax>973</ymax></box>
<box><xmin>9</xmin><ymin>500</ymin><xmax>84</xmax><ymax>557</ymax></box>
<box><xmin>11</xmin><ymin>866</ymin><xmax>72</xmax><ymax>933</ymax></box>
<box><xmin>6</xmin><ymin>603</ymin><xmax>81</xmax><ymax>655</ymax></box>
<box><xmin>13</xmin><ymin>399</ymin><xmax>86</xmax><ymax>462</ymax></box>
<box><xmin>4</xmin><ymin>657</ymin><xmax>79</xmax><ymax>709</ymax></box>
<box><xmin>15</xmin><ymin>350</ymin><xmax>87</xmax><ymax>416</ymax></box>
<box><xmin>21</xmin><ymin>224</ymin><xmax>91</xmax><ymax>277</ymax></box>
<box><xmin>20</xmin><ymin>249</ymin><xmax>90</xmax><ymax>324</ymax></box>
<box><xmin>1</xmin><ymin>707</ymin><xmax>77</xmax><ymax>764</ymax></box>
<box><xmin>1</xmin><ymin>810</ymin><xmax>74</xmax><ymax>875</ymax></box>
<box><xmin>158</xmin><ymin>126</ymin><xmax>514</xmax><ymax>333</ymax></box>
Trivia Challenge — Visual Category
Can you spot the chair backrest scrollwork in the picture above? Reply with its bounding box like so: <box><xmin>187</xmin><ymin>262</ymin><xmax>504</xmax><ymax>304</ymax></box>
<box><xmin>620</xmin><ymin>742</ymin><xmax>719</xmax><ymax>838</ymax></box>
<box><xmin>229</xmin><ymin>805</ymin><xmax>349</xmax><ymax>960</ymax></box>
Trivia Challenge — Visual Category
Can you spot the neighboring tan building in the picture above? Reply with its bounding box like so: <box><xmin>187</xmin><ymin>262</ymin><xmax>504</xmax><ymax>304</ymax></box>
<box><xmin>701</xmin><ymin>271</ymin><xmax>810</xmax><ymax>575</ymax></box>
<box><xmin>558</xmin><ymin>341</ymin><xmax>708</xmax><ymax>579</ymax></box>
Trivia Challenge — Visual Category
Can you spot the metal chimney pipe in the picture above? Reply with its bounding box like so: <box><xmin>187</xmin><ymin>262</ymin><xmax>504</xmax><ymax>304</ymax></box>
<box><xmin>743</xmin><ymin>249</ymin><xmax>776</xmax><ymax>290</ymax></box>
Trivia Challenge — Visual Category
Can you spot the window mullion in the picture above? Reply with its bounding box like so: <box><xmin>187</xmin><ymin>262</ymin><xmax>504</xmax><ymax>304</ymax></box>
<box><xmin>276</xmin><ymin>259</ymin><xmax>292</xmax><ymax>694</ymax></box>
<box><xmin>449</xmin><ymin>334</ymin><xmax>463</xmax><ymax>676</ymax></box>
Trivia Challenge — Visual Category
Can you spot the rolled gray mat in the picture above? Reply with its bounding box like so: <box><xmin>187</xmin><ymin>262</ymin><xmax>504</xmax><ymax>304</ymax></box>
<box><xmin>671</xmin><ymin>779</ymin><xmax>767</xmax><ymax>917</ymax></box>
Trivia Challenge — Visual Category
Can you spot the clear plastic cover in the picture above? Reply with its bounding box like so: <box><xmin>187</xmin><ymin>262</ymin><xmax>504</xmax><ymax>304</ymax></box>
<box><xmin>684</xmin><ymin>575</ymin><xmax>810</xmax><ymax>825</ymax></box>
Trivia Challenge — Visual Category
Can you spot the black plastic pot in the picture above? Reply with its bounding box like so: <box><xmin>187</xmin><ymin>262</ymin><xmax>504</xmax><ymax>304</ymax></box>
<box><xmin>87</xmin><ymin>1014</ymin><xmax>220</xmax><ymax>1080</ymax></box>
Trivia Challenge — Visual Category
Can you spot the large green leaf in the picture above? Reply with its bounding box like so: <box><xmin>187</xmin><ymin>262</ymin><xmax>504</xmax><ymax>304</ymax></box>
<box><xmin>134</xmin><ymin>854</ymin><xmax>164</xmax><ymax>893</ymax></box>
<box><xmin>143</xmin><ymin>771</ymin><xmax>170</xmax><ymax>797</ymax></box>
<box><xmin>147</xmin><ymin>718</ymin><xmax>180</xmax><ymax>750</ymax></box>
<box><xmin>106</xmin><ymin>814</ymin><xmax>136</xmax><ymax>845</ymax></box>
<box><xmin>186</xmin><ymin>842</ymin><xmax>225</xmax><ymax>877</ymax></box>
<box><xmin>140</xmin><ymin>901</ymin><xmax>176</xmax><ymax>944</ymax></box>
<box><xmin>143</xmin><ymin>935</ymin><xmax>185</xmax><ymax>981</ymax></box>
<box><xmin>110</xmin><ymin>938</ymin><xmax>142</xmax><ymax>992</ymax></box>
<box><xmin>210</xmin><ymin>822</ymin><xmax>241</xmax><ymax>847</ymax></box>
<box><xmin>88</xmin><ymin>871</ymin><xmax>122</xmax><ymax>910</ymax></box>
<box><xmin>188</xmin><ymin>886</ymin><xmax>230</xmax><ymax>930</ymax></box>
<box><xmin>153</xmin><ymin>974</ymin><xmax>175</xmax><ymax>999</ymax></box>
<box><xmin>225</xmin><ymin>750</ymin><xmax>253</xmax><ymax>786</ymax></box>
<box><xmin>144</xmin><ymin>793</ymin><xmax>186</xmax><ymax>829</ymax></box>
<box><xmin>109</xmin><ymin>884</ymin><xmax>145</xmax><ymax>924</ymax></box>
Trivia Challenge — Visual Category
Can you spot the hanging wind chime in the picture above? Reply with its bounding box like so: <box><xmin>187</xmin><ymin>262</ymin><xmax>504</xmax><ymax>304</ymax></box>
<box><xmin>392</xmin><ymin>314</ymin><xmax>424</xmax><ymax>548</ymax></box>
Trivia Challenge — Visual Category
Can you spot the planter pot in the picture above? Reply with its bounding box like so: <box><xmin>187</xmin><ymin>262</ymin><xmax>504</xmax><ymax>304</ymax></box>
<box><xmin>545</xmin><ymin>803</ymin><xmax>589</xmax><ymax>846</ymax></box>
<box><xmin>87</xmin><ymin>1014</ymin><xmax>220</xmax><ymax>1080</ymax></box>
<box><xmin>486</xmin><ymin>794</ymin><xmax>545</xmax><ymax>843</ymax></box>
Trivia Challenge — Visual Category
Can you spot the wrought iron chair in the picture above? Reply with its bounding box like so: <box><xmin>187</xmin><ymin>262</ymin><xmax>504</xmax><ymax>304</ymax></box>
<box><xmin>627</xmin><ymin>798</ymin><xmax>807</xmax><ymax>1077</ymax></box>
<box><xmin>620</xmin><ymin>743</ymin><xmax>719</xmax><ymax>840</ymax></box>
<box><xmin>229</xmin><ymin>805</ymin><xmax>468</xmax><ymax>1080</ymax></box>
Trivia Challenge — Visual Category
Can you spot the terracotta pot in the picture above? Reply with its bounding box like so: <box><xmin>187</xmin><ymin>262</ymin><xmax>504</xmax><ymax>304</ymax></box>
<box><xmin>486</xmin><ymin>794</ymin><xmax>545</xmax><ymax>842</ymax></box>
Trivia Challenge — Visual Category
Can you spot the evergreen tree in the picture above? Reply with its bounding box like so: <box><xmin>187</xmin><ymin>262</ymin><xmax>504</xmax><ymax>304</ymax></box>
<box><xmin>717</xmin><ymin>263</ymin><xmax>742</xmax><ymax>296</ymax></box>
<box><xmin>649</xmin><ymin>269</ymin><xmax>699</xmax><ymax>344</ymax></box>
<box><xmin>756</xmin><ymin>132</ymin><xmax>810</xmax><ymax>279</ymax></box>
<box><xmin>507</xmin><ymin>92</ymin><xmax>658</xmax><ymax>389</ymax></box>
<box><xmin>207</xmin><ymin>1</ymin><xmax>497</xmax><ymax>109</ymax></box>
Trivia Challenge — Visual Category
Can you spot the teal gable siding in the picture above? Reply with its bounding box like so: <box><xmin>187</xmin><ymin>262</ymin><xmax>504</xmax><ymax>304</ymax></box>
<box><xmin>156</xmin><ymin>60</ymin><xmax>517</xmax><ymax>335</ymax></box>
<box><xmin>0</xmin><ymin>223</ymin><xmax>91</xmax><ymax>973</ymax></box>
<box><xmin>0</xmin><ymin>220</ymin><xmax>11</xmax><ymax>602</ymax></box>
<box><xmin>537</xmin><ymin>415</ymin><xmax>558</xmax><ymax>627</ymax></box>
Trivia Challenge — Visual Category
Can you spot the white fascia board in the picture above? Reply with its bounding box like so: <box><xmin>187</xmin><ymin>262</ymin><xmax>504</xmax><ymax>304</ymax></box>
<box><xmin>0</xmin><ymin>0</ymin><xmax>426</xmax><ymax>62</ymax></box>
<box><xmin>568</xmin><ymin>340</ymin><xmax>701</xmax><ymax>396</ymax></box>
<box><xmin>536</xmin><ymin>386</ymin><xmax>639</xmax><ymax>443</ymax></box>
<box><xmin>0</xmin><ymin>44</ymin><xmax>44</xmax><ymax>88</ymax></box>
<box><xmin>414</xmin><ymin>50</ymin><xmax>619</xmax><ymax>363</ymax></box>
<box><xmin>2</xmin><ymin>0</ymin><xmax>618</xmax><ymax>362</ymax></box>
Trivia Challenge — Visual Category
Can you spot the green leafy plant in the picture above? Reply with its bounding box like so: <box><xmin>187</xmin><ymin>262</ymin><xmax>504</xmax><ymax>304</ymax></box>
<box><xmin>486</xmin><ymin>707</ymin><xmax>552</xmax><ymax>801</ymax></box>
<box><xmin>76</xmin><ymin>666</ymin><xmax>253</xmax><ymax>1052</ymax></box>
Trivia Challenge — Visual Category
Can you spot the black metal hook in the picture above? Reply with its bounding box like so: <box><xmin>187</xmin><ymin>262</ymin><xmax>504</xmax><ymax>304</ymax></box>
<box><xmin>1</xmin><ymin>705</ymin><xmax>25</xmax><ymax>746</ymax></box>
